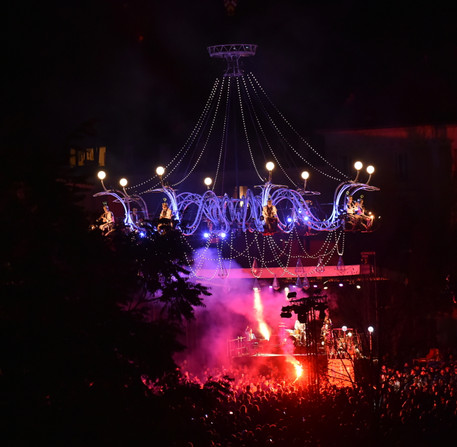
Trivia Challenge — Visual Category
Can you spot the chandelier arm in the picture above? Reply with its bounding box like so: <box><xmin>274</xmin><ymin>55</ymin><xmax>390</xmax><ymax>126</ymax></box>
<box><xmin>176</xmin><ymin>192</ymin><xmax>205</xmax><ymax>235</ymax></box>
<box><xmin>93</xmin><ymin>189</ymin><xmax>129</xmax><ymax>226</ymax></box>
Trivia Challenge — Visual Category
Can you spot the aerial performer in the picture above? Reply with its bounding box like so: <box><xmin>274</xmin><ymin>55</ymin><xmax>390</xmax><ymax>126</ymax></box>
<box><xmin>99</xmin><ymin>204</ymin><xmax>115</xmax><ymax>235</ymax></box>
<box><xmin>262</xmin><ymin>199</ymin><xmax>278</xmax><ymax>235</ymax></box>
<box><xmin>158</xmin><ymin>201</ymin><xmax>174</xmax><ymax>234</ymax></box>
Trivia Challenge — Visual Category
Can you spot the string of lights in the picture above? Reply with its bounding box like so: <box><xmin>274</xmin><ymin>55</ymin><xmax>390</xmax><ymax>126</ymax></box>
<box><xmin>93</xmin><ymin>44</ymin><xmax>380</xmax><ymax>280</ymax></box>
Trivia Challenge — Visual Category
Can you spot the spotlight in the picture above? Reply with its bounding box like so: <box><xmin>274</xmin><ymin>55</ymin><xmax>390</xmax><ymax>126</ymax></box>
<box><xmin>220</xmin><ymin>232</ymin><xmax>227</xmax><ymax>239</ymax></box>
<box><xmin>203</xmin><ymin>232</ymin><xmax>210</xmax><ymax>238</ymax></box>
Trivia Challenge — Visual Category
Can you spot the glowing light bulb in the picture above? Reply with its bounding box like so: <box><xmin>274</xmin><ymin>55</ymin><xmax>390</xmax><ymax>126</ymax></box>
<box><xmin>366</xmin><ymin>165</ymin><xmax>375</xmax><ymax>175</ymax></box>
<box><xmin>119</xmin><ymin>178</ymin><xmax>128</xmax><ymax>187</ymax></box>
<box><xmin>266</xmin><ymin>161</ymin><xmax>275</xmax><ymax>171</ymax></box>
<box><xmin>97</xmin><ymin>170</ymin><xmax>106</xmax><ymax>180</ymax></box>
<box><xmin>301</xmin><ymin>171</ymin><xmax>309</xmax><ymax>180</ymax></box>
<box><xmin>204</xmin><ymin>177</ymin><xmax>212</xmax><ymax>187</ymax></box>
<box><xmin>156</xmin><ymin>166</ymin><xmax>165</xmax><ymax>176</ymax></box>
<box><xmin>354</xmin><ymin>161</ymin><xmax>363</xmax><ymax>171</ymax></box>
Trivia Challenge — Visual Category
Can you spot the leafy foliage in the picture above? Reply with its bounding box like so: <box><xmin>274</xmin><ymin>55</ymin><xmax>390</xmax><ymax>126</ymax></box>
<box><xmin>115</xmin><ymin>228</ymin><xmax>211</xmax><ymax>322</ymax></box>
<box><xmin>0</xmin><ymin>148</ymin><xmax>211</xmax><ymax>443</ymax></box>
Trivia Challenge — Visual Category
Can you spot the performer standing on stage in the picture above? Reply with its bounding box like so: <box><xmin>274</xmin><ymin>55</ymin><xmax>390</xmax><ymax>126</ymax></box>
<box><xmin>245</xmin><ymin>326</ymin><xmax>256</xmax><ymax>341</ymax></box>
<box><xmin>294</xmin><ymin>318</ymin><xmax>306</xmax><ymax>346</ymax></box>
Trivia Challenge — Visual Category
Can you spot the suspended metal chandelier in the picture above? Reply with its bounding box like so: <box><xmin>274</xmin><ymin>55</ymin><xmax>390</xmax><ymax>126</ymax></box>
<box><xmin>94</xmin><ymin>44</ymin><xmax>379</xmax><ymax>280</ymax></box>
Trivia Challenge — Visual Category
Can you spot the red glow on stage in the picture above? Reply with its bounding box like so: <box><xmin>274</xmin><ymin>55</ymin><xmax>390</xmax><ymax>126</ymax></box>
<box><xmin>285</xmin><ymin>356</ymin><xmax>304</xmax><ymax>382</ymax></box>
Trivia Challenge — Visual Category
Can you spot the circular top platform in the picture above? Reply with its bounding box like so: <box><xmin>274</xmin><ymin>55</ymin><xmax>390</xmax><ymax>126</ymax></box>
<box><xmin>207</xmin><ymin>44</ymin><xmax>257</xmax><ymax>58</ymax></box>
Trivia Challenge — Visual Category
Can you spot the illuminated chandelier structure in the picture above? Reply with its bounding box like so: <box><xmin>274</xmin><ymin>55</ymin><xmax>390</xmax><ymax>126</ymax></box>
<box><xmin>94</xmin><ymin>44</ymin><xmax>380</xmax><ymax>281</ymax></box>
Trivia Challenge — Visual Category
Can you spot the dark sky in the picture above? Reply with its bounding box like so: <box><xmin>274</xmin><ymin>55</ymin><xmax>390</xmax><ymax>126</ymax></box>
<box><xmin>4</xmin><ymin>0</ymin><xmax>457</xmax><ymax>164</ymax></box>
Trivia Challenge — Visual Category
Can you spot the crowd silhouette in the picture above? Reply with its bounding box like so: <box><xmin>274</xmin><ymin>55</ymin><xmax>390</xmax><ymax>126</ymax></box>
<box><xmin>146</xmin><ymin>355</ymin><xmax>457</xmax><ymax>446</ymax></box>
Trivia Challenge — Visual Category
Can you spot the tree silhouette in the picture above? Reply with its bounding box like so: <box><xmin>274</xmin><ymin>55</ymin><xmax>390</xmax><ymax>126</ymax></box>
<box><xmin>115</xmin><ymin>228</ymin><xmax>210</xmax><ymax>323</ymax></box>
<box><xmin>0</xmin><ymin>144</ymin><xmax>211</xmax><ymax>444</ymax></box>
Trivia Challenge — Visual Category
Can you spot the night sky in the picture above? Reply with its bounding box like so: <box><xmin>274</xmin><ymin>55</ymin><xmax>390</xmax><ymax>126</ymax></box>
<box><xmin>4</xmin><ymin>1</ymin><xmax>457</xmax><ymax>165</ymax></box>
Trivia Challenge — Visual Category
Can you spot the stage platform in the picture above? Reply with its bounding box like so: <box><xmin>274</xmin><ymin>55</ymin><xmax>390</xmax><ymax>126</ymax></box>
<box><xmin>230</xmin><ymin>351</ymin><xmax>368</xmax><ymax>387</ymax></box>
